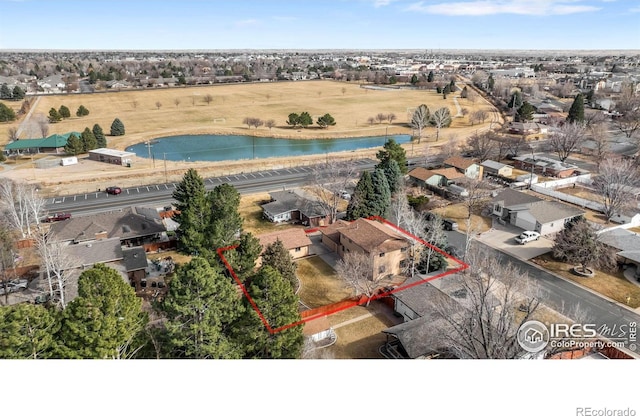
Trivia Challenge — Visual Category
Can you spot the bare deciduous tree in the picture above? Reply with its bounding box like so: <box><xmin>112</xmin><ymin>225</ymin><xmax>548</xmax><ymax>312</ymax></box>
<box><xmin>592</xmin><ymin>158</ymin><xmax>640</xmax><ymax>221</ymax></box>
<box><xmin>465</xmin><ymin>131</ymin><xmax>496</xmax><ymax>162</ymax></box>
<box><xmin>612</xmin><ymin>83</ymin><xmax>640</xmax><ymax>141</ymax></box>
<box><xmin>470</xmin><ymin>109</ymin><xmax>488</xmax><ymax>126</ymax></box>
<box><xmin>203</xmin><ymin>94</ymin><xmax>213</xmax><ymax>105</ymax></box>
<box><xmin>37</xmin><ymin>116</ymin><xmax>49</xmax><ymax>138</ymax></box>
<box><xmin>173</xmin><ymin>98</ymin><xmax>180</xmax><ymax>108</ymax></box>
<box><xmin>376</xmin><ymin>113</ymin><xmax>386</xmax><ymax>124</ymax></box>
<box><xmin>131</xmin><ymin>100</ymin><xmax>138</xmax><ymax>110</ymax></box>
<box><xmin>7</xmin><ymin>127</ymin><xmax>18</xmax><ymax>142</ymax></box>
<box><xmin>552</xmin><ymin>218</ymin><xmax>617</xmax><ymax>274</ymax></box>
<box><xmin>335</xmin><ymin>251</ymin><xmax>378</xmax><ymax>305</ymax></box>
<box><xmin>506</xmin><ymin>135</ymin><xmax>527</xmax><ymax>158</ymax></box>
<box><xmin>35</xmin><ymin>228</ymin><xmax>76</xmax><ymax>309</ymax></box>
<box><xmin>0</xmin><ymin>179</ymin><xmax>44</xmax><ymax>238</ymax></box>
<box><xmin>367</xmin><ymin>117</ymin><xmax>375</xmax><ymax>126</ymax></box>
<box><xmin>431</xmin><ymin>107</ymin><xmax>452</xmax><ymax>141</ymax></box>
<box><xmin>308</xmin><ymin>159</ymin><xmax>359</xmax><ymax>224</ymax></box>
<box><xmin>265</xmin><ymin>119</ymin><xmax>276</xmax><ymax>130</ymax></box>
<box><xmin>432</xmin><ymin>246</ymin><xmax>541</xmax><ymax>359</ymax></box>
<box><xmin>410</xmin><ymin>104</ymin><xmax>430</xmax><ymax>142</ymax></box>
<box><xmin>547</xmin><ymin>122</ymin><xmax>586</xmax><ymax>162</ymax></box>
<box><xmin>155</xmin><ymin>101</ymin><xmax>162</xmax><ymax>110</ymax></box>
<box><xmin>387</xmin><ymin>113</ymin><xmax>397</xmax><ymax>124</ymax></box>
<box><xmin>587</xmin><ymin>123</ymin><xmax>611</xmax><ymax>172</ymax></box>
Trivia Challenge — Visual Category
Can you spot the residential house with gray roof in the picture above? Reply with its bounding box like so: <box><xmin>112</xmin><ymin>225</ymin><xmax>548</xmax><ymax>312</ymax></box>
<box><xmin>491</xmin><ymin>188</ymin><xmax>584</xmax><ymax>235</ymax></box>
<box><xmin>262</xmin><ymin>189</ymin><xmax>331</xmax><ymax>226</ymax></box>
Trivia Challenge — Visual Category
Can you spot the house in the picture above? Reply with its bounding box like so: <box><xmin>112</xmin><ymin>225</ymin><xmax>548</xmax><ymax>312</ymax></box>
<box><xmin>507</xmin><ymin>122</ymin><xmax>548</xmax><ymax>135</ymax></box>
<box><xmin>481</xmin><ymin>160</ymin><xmax>513</xmax><ymax>177</ymax></box>
<box><xmin>49</xmin><ymin>207</ymin><xmax>167</xmax><ymax>247</ymax></box>
<box><xmin>256</xmin><ymin>228</ymin><xmax>313</xmax><ymax>261</ymax></box>
<box><xmin>320</xmin><ymin>218</ymin><xmax>410</xmax><ymax>279</ymax></box>
<box><xmin>303</xmin><ymin>316</ymin><xmax>336</xmax><ymax>346</ymax></box>
<box><xmin>598</xmin><ymin>228</ymin><xmax>640</xmax><ymax>278</ymax></box>
<box><xmin>512</xmin><ymin>155</ymin><xmax>578</xmax><ymax>178</ymax></box>
<box><xmin>262</xmin><ymin>190</ymin><xmax>331</xmax><ymax>226</ymax></box>
<box><xmin>381</xmin><ymin>277</ymin><xmax>461</xmax><ymax>359</ymax></box>
<box><xmin>408</xmin><ymin>167</ymin><xmax>465</xmax><ymax>188</ymax></box>
<box><xmin>491</xmin><ymin>189</ymin><xmax>585</xmax><ymax>235</ymax></box>
<box><xmin>443</xmin><ymin>156</ymin><xmax>483</xmax><ymax>179</ymax></box>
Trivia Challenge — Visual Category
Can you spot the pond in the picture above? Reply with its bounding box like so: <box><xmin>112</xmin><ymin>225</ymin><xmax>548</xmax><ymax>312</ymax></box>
<box><xmin>125</xmin><ymin>134</ymin><xmax>412</xmax><ymax>162</ymax></box>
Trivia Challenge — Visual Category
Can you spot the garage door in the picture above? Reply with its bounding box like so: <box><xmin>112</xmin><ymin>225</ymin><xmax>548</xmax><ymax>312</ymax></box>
<box><xmin>514</xmin><ymin>211</ymin><xmax>537</xmax><ymax>231</ymax></box>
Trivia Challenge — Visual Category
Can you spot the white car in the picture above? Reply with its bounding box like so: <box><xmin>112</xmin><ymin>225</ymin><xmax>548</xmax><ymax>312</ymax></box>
<box><xmin>0</xmin><ymin>279</ymin><xmax>29</xmax><ymax>295</ymax></box>
<box><xmin>515</xmin><ymin>231</ymin><xmax>540</xmax><ymax>245</ymax></box>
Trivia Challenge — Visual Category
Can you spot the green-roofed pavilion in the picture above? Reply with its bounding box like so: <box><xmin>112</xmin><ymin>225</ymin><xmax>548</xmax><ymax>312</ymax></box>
<box><xmin>3</xmin><ymin>132</ymin><xmax>81</xmax><ymax>153</ymax></box>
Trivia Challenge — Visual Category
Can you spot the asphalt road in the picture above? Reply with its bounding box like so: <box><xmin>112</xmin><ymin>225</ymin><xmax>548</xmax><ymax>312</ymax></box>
<box><xmin>44</xmin><ymin>157</ymin><xmax>380</xmax><ymax>216</ymax></box>
<box><xmin>446</xmin><ymin>230</ymin><xmax>639</xmax><ymax>352</ymax></box>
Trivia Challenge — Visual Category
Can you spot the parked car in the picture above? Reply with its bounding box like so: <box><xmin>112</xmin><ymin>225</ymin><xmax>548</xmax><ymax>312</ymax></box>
<box><xmin>42</xmin><ymin>212</ymin><xmax>72</xmax><ymax>223</ymax></box>
<box><xmin>514</xmin><ymin>231</ymin><xmax>540</xmax><ymax>245</ymax></box>
<box><xmin>106</xmin><ymin>186</ymin><xmax>122</xmax><ymax>195</ymax></box>
<box><xmin>442</xmin><ymin>219</ymin><xmax>459</xmax><ymax>231</ymax></box>
<box><xmin>0</xmin><ymin>279</ymin><xmax>29</xmax><ymax>295</ymax></box>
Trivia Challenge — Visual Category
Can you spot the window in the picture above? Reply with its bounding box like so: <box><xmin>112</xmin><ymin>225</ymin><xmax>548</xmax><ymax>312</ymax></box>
<box><xmin>399</xmin><ymin>259</ymin><xmax>408</xmax><ymax>269</ymax></box>
<box><xmin>295</xmin><ymin>247</ymin><xmax>301</xmax><ymax>252</ymax></box>
<box><xmin>494</xmin><ymin>204</ymin><xmax>502</xmax><ymax>213</ymax></box>
<box><xmin>401</xmin><ymin>247</ymin><xmax>408</xmax><ymax>253</ymax></box>
<box><xmin>379</xmin><ymin>252</ymin><xmax>385</xmax><ymax>258</ymax></box>
<box><xmin>378</xmin><ymin>265</ymin><xmax>386</xmax><ymax>274</ymax></box>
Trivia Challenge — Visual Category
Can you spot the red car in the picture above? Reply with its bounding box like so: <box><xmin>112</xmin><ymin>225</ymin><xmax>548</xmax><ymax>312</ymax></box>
<box><xmin>106</xmin><ymin>186</ymin><xmax>122</xmax><ymax>195</ymax></box>
<box><xmin>43</xmin><ymin>213</ymin><xmax>72</xmax><ymax>222</ymax></box>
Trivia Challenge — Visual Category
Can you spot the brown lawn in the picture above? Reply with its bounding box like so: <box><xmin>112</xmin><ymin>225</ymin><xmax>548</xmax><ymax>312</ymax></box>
<box><xmin>432</xmin><ymin>202</ymin><xmax>492</xmax><ymax>233</ymax></box>
<box><xmin>531</xmin><ymin>253</ymin><xmax>640</xmax><ymax>308</ymax></box>
<box><xmin>296</xmin><ymin>256</ymin><xmax>352</xmax><ymax>308</ymax></box>
<box><xmin>555</xmin><ymin>185</ymin><xmax>602</xmax><ymax>203</ymax></box>
<box><xmin>239</xmin><ymin>192</ymin><xmax>296</xmax><ymax>236</ymax></box>
<box><xmin>1</xmin><ymin>80</ymin><xmax>502</xmax><ymax>195</ymax></box>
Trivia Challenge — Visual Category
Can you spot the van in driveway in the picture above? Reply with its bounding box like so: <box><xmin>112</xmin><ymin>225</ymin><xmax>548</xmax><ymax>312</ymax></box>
<box><xmin>442</xmin><ymin>219</ymin><xmax>459</xmax><ymax>231</ymax></box>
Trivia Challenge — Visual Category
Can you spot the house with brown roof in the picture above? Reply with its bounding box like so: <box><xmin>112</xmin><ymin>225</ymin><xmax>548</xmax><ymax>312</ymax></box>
<box><xmin>443</xmin><ymin>156</ymin><xmax>483</xmax><ymax>179</ymax></box>
<box><xmin>320</xmin><ymin>218</ymin><xmax>410</xmax><ymax>279</ymax></box>
<box><xmin>256</xmin><ymin>228</ymin><xmax>313</xmax><ymax>261</ymax></box>
<box><xmin>408</xmin><ymin>167</ymin><xmax>465</xmax><ymax>188</ymax></box>
<box><xmin>262</xmin><ymin>189</ymin><xmax>331</xmax><ymax>226</ymax></box>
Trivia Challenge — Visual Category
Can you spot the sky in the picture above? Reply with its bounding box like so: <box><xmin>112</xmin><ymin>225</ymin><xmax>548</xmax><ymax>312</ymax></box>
<box><xmin>0</xmin><ymin>0</ymin><xmax>639</xmax><ymax>50</ymax></box>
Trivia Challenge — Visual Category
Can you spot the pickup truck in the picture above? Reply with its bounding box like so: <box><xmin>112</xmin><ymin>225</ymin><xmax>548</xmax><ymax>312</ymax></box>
<box><xmin>514</xmin><ymin>231</ymin><xmax>540</xmax><ymax>245</ymax></box>
<box><xmin>43</xmin><ymin>213</ymin><xmax>72</xmax><ymax>223</ymax></box>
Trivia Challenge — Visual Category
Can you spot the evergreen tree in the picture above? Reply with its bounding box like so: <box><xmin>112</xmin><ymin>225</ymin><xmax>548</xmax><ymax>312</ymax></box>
<box><xmin>110</xmin><ymin>118</ymin><xmax>125</xmax><ymax>136</ymax></box>
<box><xmin>410</xmin><ymin>74</ymin><xmax>418</xmax><ymax>85</ymax></box>
<box><xmin>233</xmin><ymin>266</ymin><xmax>303</xmax><ymax>358</ymax></box>
<box><xmin>208</xmin><ymin>183</ymin><xmax>243</xmax><ymax>249</ymax></box>
<box><xmin>370</xmin><ymin>168</ymin><xmax>391</xmax><ymax>218</ymax></box>
<box><xmin>0</xmin><ymin>84</ymin><xmax>11</xmax><ymax>99</ymax></box>
<box><xmin>80</xmin><ymin>127</ymin><xmax>98</xmax><ymax>152</ymax></box>
<box><xmin>224</xmin><ymin>232</ymin><xmax>262</xmax><ymax>282</ymax></box>
<box><xmin>0</xmin><ymin>304</ymin><xmax>59</xmax><ymax>359</ymax></box>
<box><xmin>158</xmin><ymin>257</ymin><xmax>243</xmax><ymax>359</ymax></box>
<box><xmin>346</xmin><ymin>170</ymin><xmax>375</xmax><ymax>220</ymax></box>
<box><xmin>427</xmin><ymin>71</ymin><xmax>434</xmax><ymax>83</ymax></box>
<box><xmin>261</xmin><ymin>239</ymin><xmax>298</xmax><ymax>290</ymax></box>
<box><xmin>567</xmin><ymin>93</ymin><xmax>585</xmax><ymax>124</ymax></box>
<box><xmin>376</xmin><ymin>138</ymin><xmax>408</xmax><ymax>174</ymax></box>
<box><xmin>316</xmin><ymin>113</ymin><xmax>336</xmax><ymax>128</ymax></box>
<box><xmin>0</xmin><ymin>103</ymin><xmax>16</xmax><ymax>122</ymax></box>
<box><xmin>76</xmin><ymin>105</ymin><xmax>90</xmax><ymax>117</ymax></box>
<box><xmin>12</xmin><ymin>86</ymin><xmax>25</xmax><ymax>100</ymax></box>
<box><xmin>487</xmin><ymin>75</ymin><xmax>495</xmax><ymax>91</ymax></box>
<box><xmin>377</xmin><ymin>158</ymin><xmax>403</xmax><ymax>195</ymax></box>
<box><xmin>516</xmin><ymin>101</ymin><xmax>536</xmax><ymax>122</ymax></box>
<box><xmin>93</xmin><ymin>123</ymin><xmax>106</xmax><ymax>147</ymax></box>
<box><xmin>449</xmin><ymin>79</ymin><xmax>455</xmax><ymax>91</ymax></box>
<box><xmin>173</xmin><ymin>168</ymin><xmax>210</xmax><ymax>256</ymax></box>
<box><xmin>48</xmin><ymin>107</ymin><xmax>61</xmax><ymax>123</ymax></box>
<box><xmin>461</xmin><ymin>86</ymin><xmax>468</xmax><ymax>98</ymax></box>
<box><xmin>63</xmin><ymin>133</ymin><xmax>83</xmax><ymax>155</ymax></box>
<box><xmin>286</xmin><ymin>113</ymin><xmax>300</xmax><ymax>127</ymax></box>
<box><xmin>58</xmin><ymin>105</ymin><xmax>71</xmax><ymax>118</ymax></box>
<box><xmin>298</xmin><ymin>111</ymin><xmax>313</xmax><ymax>128</ymax></box>
<box><xmin>56</xmin><ymin>264</ymin><xmax>147</xmax><ymax>359</ymax></box>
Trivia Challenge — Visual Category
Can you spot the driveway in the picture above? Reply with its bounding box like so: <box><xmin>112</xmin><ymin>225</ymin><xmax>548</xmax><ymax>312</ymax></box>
<box><xmin>475</xmin><ymin>220</ymin><xmax>554</xmax><ymax>261</ymax></box>
<box><xmin>307</xmin><ymin>231</ymin><xmax>339</xmax><ymax>269</ymax></box>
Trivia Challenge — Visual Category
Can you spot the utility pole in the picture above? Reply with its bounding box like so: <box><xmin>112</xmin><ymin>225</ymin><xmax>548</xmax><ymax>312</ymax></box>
<box><xmin>164</xmin><ymin>152</ymin><xmax>168</xmax><ymax>184</ymax></box>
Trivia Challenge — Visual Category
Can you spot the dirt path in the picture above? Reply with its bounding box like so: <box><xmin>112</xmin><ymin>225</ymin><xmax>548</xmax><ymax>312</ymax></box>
<box><xmin>16</xmin><ymin>96</ymin><xmax>41</xmax><ymax>138</ymax></box>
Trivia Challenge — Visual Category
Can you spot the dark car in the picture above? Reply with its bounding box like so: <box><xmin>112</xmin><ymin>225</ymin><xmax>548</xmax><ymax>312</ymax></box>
<box><xmin>442</xmin><ymin>219</ymin><xmax>459</xmax><ymax>231</ymax></box>
<box><xmin>105</xmin><ymin>186</ymin><xmax>122</xmax><ymax>195</ymax></box>
<box><xmin>42</xmin><ymin>212</ymin><xmax>72</xmax><ymax>223</ymax></box>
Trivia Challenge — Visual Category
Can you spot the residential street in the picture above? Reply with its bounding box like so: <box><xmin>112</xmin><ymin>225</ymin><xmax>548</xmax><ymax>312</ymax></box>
<box><xmin>446</xmin><ymin>229</ymin><xmax>640</xmax><ymax>352</ymax></box>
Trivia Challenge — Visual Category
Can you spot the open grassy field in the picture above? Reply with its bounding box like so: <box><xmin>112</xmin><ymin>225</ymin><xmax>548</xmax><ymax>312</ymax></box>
<box><xmin>1</xmin><ymin>80</ymin><xmax>501</xmax><ymax>194</ymax></box>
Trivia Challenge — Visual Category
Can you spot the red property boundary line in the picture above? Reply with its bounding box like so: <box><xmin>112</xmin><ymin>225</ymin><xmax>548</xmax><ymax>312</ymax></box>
<box><xmin>217</xmin><ymin>216</ymin><xmax>469</xmax><ymax>334</ymax></box>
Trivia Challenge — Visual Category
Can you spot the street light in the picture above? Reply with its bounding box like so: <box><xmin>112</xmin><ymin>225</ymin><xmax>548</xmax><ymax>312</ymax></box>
<box><xmin>528</xmin><ymin>145</ymin><xmax>535</xmax><ymax>189</ymax></box>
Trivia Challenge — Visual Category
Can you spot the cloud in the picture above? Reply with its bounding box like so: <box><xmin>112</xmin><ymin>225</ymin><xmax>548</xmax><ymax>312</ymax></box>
<box><xmin>373</xmin><ymin>0</ymin><xmax>399</xmax><ymax>6</ymax></box>
<box><xmin>272</xmin><ymin>15</ymin><xmax>298</xmax><ymax>22</ymax></box>
<box><xmin>405</xmin><ymin>0</ymin><xmax>601</xmax><ymax>16</ymax></box>
<box><xmin>234</xmin><ymin>19</ymin><xmax>260</xmax><ymax>27</ymax></box>
<box><xmin>630</xmin><ymin>6</ymin><xmax>640</xmax><ymax>13</ymax></box>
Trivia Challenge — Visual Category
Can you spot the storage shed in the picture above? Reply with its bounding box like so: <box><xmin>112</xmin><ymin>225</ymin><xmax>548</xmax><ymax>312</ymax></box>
<box><xmin>89</xmin><ymin>148</ymin><xmax>135</xmax><ymax>166</ymax></box>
